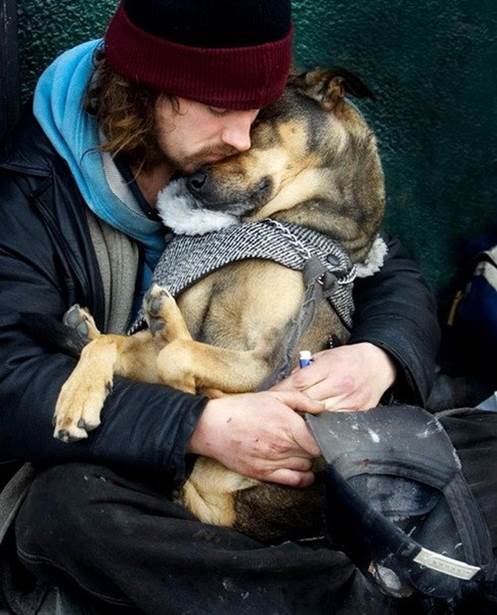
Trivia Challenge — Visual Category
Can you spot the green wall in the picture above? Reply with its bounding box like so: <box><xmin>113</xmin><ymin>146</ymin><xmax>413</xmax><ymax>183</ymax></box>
<box><xmin>17</xmin><ymin>0</ymin><xmax>497</xmax><ymax>291</ymax></box>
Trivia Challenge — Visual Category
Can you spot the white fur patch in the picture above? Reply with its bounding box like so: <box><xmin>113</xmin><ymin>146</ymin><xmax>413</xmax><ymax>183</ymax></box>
<box><xmin>156</xmin><ymin>179</ymin><xmax>240</xmax><ymax>235</ymax></box>
<box><xmin>355</xmin><ymin>236</ymin><xmax>388</xmax><ymax>278</ymax></box>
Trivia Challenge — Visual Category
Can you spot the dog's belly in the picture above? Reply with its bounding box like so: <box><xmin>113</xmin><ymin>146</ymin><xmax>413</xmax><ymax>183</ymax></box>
<box><xmin>176</xmin><ymin>260</ymin><xmax>349</xmax><ymax>542</ymax></box>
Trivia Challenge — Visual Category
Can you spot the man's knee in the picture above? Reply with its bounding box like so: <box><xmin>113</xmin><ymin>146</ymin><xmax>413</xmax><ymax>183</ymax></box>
<box><xmin>15</xmin><ymin>463</ymin><xmax>119</xmax><ymax>559</ymax></box>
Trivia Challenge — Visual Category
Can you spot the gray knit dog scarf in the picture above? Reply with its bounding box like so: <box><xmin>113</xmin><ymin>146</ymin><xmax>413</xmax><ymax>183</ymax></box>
<box><xmin>129</xmin><ymin>218</ymin><xmax>357</xmax><ymax>334</ymax></box>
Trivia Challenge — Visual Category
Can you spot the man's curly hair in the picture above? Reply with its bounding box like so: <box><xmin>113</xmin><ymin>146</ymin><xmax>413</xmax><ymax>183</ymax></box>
<box><xmin>85</xmin><ymin>46</ymin><xmax>179</xmax><ymax>172</ymax></box>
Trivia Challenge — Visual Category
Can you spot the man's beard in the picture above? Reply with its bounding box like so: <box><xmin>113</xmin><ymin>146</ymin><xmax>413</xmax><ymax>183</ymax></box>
<box><xmin>162</xmin><ymin>146</ymin><xmax>238</xmax><ymax>175</ymax></box>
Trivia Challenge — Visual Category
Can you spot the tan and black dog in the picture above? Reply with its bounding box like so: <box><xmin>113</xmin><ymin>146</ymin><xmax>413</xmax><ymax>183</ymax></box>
<box><xmin>53</xmin><ymin>68</ymin><xmax>385</xmax><ymax>542</ymax></box>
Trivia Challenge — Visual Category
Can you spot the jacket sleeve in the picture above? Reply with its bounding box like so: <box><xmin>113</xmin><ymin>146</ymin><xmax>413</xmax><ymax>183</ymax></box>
<box><xmin>349</xmin><ymin>234</ymin><xmax>440</xmax><ymax>406</ymax></box>
<box><xmin>0</xmin><ymin>173</ymin><xmax>207</xmax><ymax>484</ymax></box>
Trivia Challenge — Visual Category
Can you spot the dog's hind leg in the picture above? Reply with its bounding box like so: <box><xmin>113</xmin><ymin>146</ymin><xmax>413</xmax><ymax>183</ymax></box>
<box><xmin>156</xmin><ymin>339</ymin><xmax>271</xmax><ymax>395</ymax></box>
<box><xmin>180</xmin><ymin>457</ymin><xmax>258</xmax><ymax>528</ymax></box>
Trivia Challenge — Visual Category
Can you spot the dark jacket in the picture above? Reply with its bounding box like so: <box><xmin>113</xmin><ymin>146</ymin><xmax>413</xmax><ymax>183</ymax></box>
<box><xmin>0</xmin><ymin>112</ymin><xmax>440</xmax><ymax>483</ymax></box>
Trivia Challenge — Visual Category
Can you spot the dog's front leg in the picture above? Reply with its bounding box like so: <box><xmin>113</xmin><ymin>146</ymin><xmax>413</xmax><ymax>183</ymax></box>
<box><xmin>54</xmin><ymin>305</ymin><xmax>113</xmax><ymax>441</ymax></box>
<box><xmin>54</xmin><ymin>306</ymin><xmax>158</xmax><ymax>442</ymax></box>
<box><xmin>54</xmin><ymin>337</ymin><xmax>118</xmax><ymax>441</ymax></box>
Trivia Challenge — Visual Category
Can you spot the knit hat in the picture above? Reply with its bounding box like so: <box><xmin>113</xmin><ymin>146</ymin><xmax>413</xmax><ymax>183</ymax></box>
<box><xmin>105</xmin><ymin>0</ymin><xmax>293</xmax><ymax>110</ymax></box>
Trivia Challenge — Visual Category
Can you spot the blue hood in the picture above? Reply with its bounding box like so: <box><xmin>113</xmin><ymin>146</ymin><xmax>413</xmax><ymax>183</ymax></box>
<box><xmin>33</xmin><ymin>40</ymin><xmax>166</xmax><ymax>267</ymax></box>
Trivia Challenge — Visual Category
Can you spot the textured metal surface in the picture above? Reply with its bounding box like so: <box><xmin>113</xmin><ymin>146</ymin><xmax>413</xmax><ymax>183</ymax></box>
<box><xmin>15</xmin><ymin>0</ymin><xmax>497</xmax><ymax>291</ymax></box>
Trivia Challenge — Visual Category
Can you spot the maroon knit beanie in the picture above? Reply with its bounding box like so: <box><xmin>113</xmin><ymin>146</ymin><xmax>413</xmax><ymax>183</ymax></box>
<box><xmin>105</xmin><ymin>0</ymin><xmax>293</xmax><ymax>110</ymax></box>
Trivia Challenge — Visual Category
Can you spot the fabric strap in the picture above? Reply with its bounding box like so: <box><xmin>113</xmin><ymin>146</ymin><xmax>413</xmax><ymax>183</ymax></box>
<box><xmin>85</xmin><ymin>209</ymin><xmax>139</xmax><ymax>334</ymax></box>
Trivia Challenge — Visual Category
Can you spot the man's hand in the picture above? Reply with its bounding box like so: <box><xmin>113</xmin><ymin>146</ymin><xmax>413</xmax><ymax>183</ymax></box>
<box><xmin>272</xmin><ymin>342</ymin><xmax>397</xmax><ymax>412</ymax></box>
<box><xmin>188</xmin><ymin>391</ymin><xmax>323</xmax><ymax>487</ymax></box>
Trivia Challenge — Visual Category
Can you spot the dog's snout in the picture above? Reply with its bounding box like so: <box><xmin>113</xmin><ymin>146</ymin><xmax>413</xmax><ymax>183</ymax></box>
<box><xmin>187</xmin><ymin>172</ymin><xmax>208</xmax><ymax>195</ymax></box>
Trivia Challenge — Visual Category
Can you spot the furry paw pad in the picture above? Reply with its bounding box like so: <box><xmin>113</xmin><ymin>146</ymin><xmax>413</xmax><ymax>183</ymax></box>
<box><xmin>143</xmin><ymin>284</ymin><xmax>177</xmax><ymax>335</ymax></box>
<box><xmin>63</xmin><ymin>305</ymin><xmax>99</xmax><ymax>343</ymax></box>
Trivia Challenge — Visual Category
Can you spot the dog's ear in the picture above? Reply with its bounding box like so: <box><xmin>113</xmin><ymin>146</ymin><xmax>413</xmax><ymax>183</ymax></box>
<box><xmin>290</xmin><ymin>67</ymin><xmax>376</xmax><ymax>111</ymax></box>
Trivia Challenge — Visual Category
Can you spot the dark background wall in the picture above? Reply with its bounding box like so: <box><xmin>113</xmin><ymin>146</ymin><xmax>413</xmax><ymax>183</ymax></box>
<box><xmin>15</xmin><ymin>0</ymin><xmax>497</xmax><ymax>292</ymax></box>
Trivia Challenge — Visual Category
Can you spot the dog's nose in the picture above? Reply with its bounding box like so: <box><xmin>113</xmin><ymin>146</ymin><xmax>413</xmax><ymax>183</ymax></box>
<box><xmin>187</xmin><ymin>171</ymin><xmax>207</xmax><ymax>195</ymax></box>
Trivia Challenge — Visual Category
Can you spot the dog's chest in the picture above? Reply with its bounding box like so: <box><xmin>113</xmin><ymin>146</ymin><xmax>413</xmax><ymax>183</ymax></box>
<box><xmin>178</xmin><ymin>261</ymin><xmax>305</xmax><ymax>349</ymax></box>
<box><xmin>128</xmin><ymin>220</ymin><xmax>357</xmax><ymax>337</ymax></box>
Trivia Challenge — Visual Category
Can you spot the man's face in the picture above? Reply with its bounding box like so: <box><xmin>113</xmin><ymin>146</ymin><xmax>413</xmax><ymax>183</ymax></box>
<box><xmin>154</xmin><ymin>97</ymin><xmax>260</xmax><ymax>174</ymax></box>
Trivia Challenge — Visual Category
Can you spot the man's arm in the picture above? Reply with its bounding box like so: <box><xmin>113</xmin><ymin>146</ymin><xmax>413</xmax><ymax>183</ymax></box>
<box><xmin>0</xmin><ymin>172</ymin><xmax>322</xmax><ymax>489</ymax></box>
<box><xmin>0</xmin><ymin>260</ymin><xmax>320</xmax><ymax>488</ymax></box>
<box><xmin>272</xmin><ymin>235</ymin><xmax>440</xmax><ymax>409</ymax></box>
<box><xmin>188</xmin><ymin>391</ymin><xmax>323</xmax><ymax>486</ymax></box>
<box><xmin>0</xmin><ymin>174</ymin><xmax>208</xmax><ymax>484</ymax></box>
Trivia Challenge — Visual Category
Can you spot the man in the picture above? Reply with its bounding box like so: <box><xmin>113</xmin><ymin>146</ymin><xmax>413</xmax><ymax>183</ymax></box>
<box><xmin>0</xmin><ymin>0</ymin><xmax>439</xmax><ymax>612</ymax></box>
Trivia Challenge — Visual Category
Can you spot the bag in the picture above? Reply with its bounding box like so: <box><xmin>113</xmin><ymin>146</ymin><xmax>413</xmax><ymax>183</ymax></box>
<box><xmin>306</xmin><ymin>405</ymin><xmax>497</xmax><ymax>605</ymax></box>
<box><xmin>448</xmin><ymin>232</ymin><xmax>497</xmax><ymax>356</ymax></box>
<box><xmin>431</xmin><ymin>232</ymin><xmax>497</xmax><ymax>408</ymax></box>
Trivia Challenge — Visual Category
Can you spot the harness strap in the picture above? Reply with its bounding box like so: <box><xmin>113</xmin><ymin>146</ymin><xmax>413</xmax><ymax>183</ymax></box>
<box><xmin>257</xmin><ymin>256</ymin><xmax>328</xmax><ymax>389</ymax></box>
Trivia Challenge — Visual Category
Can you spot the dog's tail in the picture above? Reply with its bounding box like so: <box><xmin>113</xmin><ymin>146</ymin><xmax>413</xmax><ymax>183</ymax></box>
<box><xmin>19</xmin><ymin>312</ymin><xmax>86</xmax><ymax>358</ymax></box>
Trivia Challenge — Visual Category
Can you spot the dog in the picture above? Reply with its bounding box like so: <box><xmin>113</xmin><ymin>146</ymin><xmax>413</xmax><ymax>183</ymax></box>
<box><xmin>53</xmin><ymin>68</ymin><xmax>385</xmax><ymax>542</ymax></box>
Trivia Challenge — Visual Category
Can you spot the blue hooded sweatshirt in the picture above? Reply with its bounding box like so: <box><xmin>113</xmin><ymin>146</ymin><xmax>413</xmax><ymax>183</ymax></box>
<box><xmin>33</xmin><ymin>40</ymin><xmax>166</xmax><ymax>316</ymax></box>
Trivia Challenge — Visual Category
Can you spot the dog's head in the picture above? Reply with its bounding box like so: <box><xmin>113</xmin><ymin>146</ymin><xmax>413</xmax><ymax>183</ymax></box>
<box><xmin>158</xmin><ymin>68</ymin><xmax>385</xmax><ymax>258</ymax></box>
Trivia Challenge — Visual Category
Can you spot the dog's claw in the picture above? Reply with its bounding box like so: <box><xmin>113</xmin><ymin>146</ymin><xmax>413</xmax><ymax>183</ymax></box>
<box><xmin>149</xmin><ymin>297</ymin><xmax>163</xmax><ymax>317</ymax></box>
<box><xmin>77</xmin><ymin>418</ymin><xmax>99</xmax><ymax>432</ymax></box>
<box><xmin>76</xmin><ymin>321</ymin><xmax>89</xmax><ymax>338</ymax></box>
<box><xmin>56</xmin><ymin>429</ymin><xmax>69</xmax><ymax>442</ymax></box>
<box><xmin>55</xmin><ymin>427</ymin><xmax>88</xmax><ymax>443</ymax></box>
<box><xmin>149</xmin><ymin>318</ymin><xmax>165</xmax><ymax>335</ymax></box>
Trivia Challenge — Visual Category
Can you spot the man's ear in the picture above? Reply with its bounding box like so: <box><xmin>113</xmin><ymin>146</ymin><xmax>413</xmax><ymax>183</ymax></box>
<box><xmin>290</xmin><ymin>67</ymin><xmax>376</xmax><ymax>111</ymax></box>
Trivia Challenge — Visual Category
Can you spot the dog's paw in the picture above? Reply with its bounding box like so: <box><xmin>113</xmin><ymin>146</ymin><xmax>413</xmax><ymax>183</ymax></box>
<box><xmin>143</xmin><ymin>284</ymin><xmax>176</xmax><ymax>335</ymax></box>
<box><xmin>53</xmin><ymin>376</ymin><xmax>110</xmax><ymax>442</ymax></box>
<box><xmin>63</xmin><ymin>305</ymin><xmax>100</xmax><ymax>344</ymax></box>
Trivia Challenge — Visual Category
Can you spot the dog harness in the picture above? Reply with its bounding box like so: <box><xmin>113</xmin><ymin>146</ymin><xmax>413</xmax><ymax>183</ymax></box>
<box><xmin>128</xmin><ymin>219</ymin><xmax>366</xmax><ymax>384</ymax></box>
<box><xmin>130</xmin><ymin>219</ymin><xmax>357</xmax><ymax>330</ymax></box>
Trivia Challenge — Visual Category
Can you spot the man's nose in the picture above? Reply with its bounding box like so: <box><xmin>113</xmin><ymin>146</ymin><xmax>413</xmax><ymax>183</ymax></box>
<box><xmin>220</xmin><ymin>112</ymin><xmax>256</xmax><ymax>152</ymax></box>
